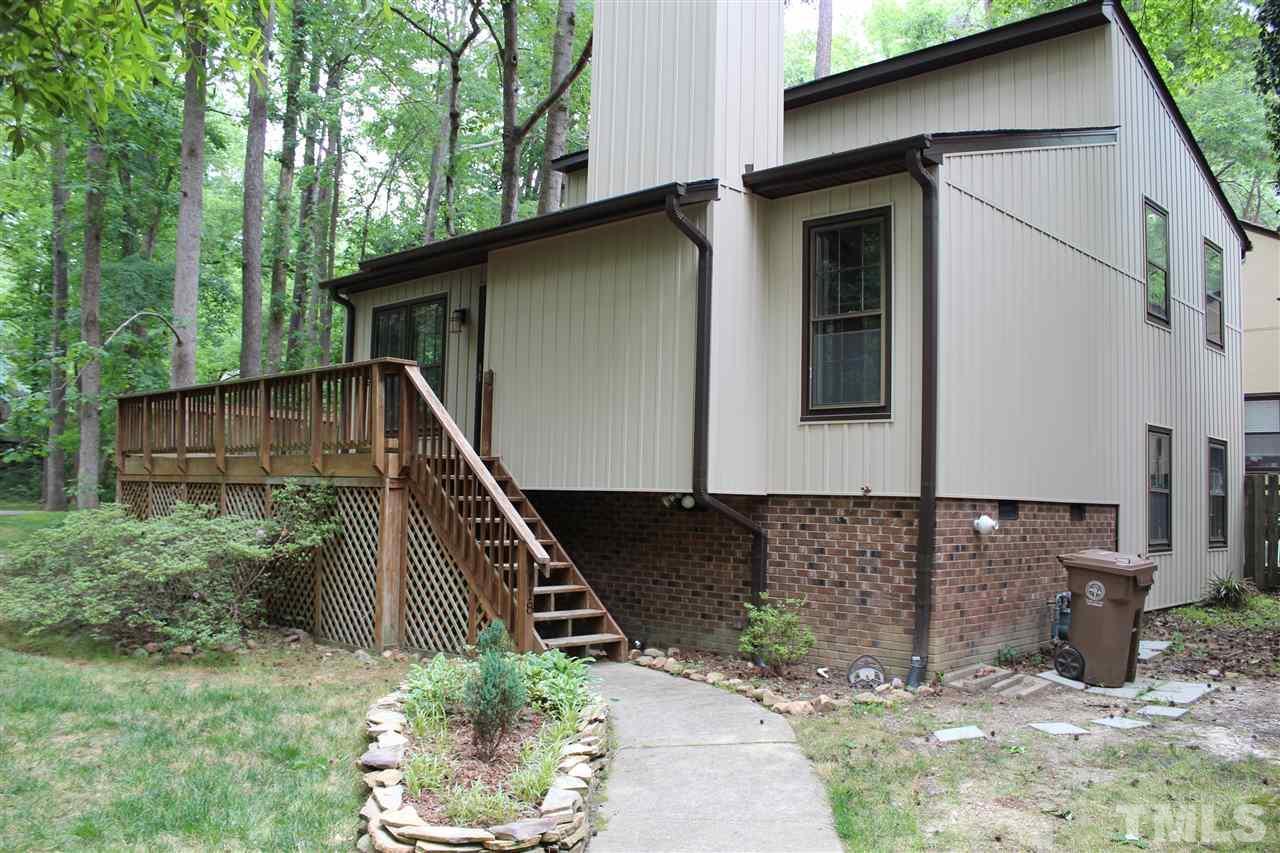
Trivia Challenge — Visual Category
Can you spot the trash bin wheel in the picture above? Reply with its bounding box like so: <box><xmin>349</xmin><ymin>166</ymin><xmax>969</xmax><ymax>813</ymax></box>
<box><xmin>1054</xmin><ymin>643</ymin><xmax>1086</xmax><ymax>682</ymax></box>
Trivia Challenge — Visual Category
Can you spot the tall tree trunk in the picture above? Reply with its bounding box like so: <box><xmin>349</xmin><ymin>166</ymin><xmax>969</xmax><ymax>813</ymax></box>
<box><xmin>308</xmin><ymin>128</ymin><xmax>331</xmax><ymax>366</ymax></box>
<box><xmin>443</xmin><ymin>54</ymin><xmax>465</xmax><ymax>236</ymax></box>
<box><xmin>77</xmin><ymin>138</ymin><xmax>106</xmax><ymax>509</ymax></box>
<box><xmin>287</xmin><ymin>57</ymin><xmax>322</xmax><ymax>369</ymax></box>
<box><xmin>45</xmin><ymin>135</ymin><xmax>69</xmax><ymax>511</ymax></box>
<box><xmin>814</xmin><ymin>0</ymin><xmax>832</xmax><ymax>79</ymax></box>
<box><xmin>117</xmin><ymin>163</ymin><xmax>138</xmax><ymax>256</ymax></box>
<box><xmin>537</xmin><ymin>0</ymin><xmax>577</xmax><ymax>214</ymax></box>
<box><xmin>141</xmin><ymin>165</ymin><xmax>172</xmax><ymax>260</ymax></box>
<box><xmin>320</xmin><ymin>133</ymin><xmax>342</xmax><ymax>364</ymax></box>
<box><xmin>171</xmin><ymin>23</ymin><xmax>207</xmax><ymax>388</ymax></box>
<box><xmin>306</xmin><ymin>58</ymin><xmax>343</xmax><ymax>366</ymax></box>
<box><xmin>240</xmin><ymin>1</ymin><xmax>276</xmax><ymax>378</ymax></box>
<box><xmin>421</xmin><ymin>99</ymin><xmax>448</xmax><ymax>243</ymax></box>
<box><xmin>266</xmin><ymin>0</ymin><xmax>307</xmax><ymax>373</ymax></box>
<box><xmin>496</xmin><ymin>0</ymin><xmax>521</xmax><ymax>223</ymax></box>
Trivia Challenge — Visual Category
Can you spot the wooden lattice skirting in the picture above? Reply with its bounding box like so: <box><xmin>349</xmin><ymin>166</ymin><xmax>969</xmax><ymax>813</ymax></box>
<box><xmin>403</xmin><ymin>496</ymin><xmax>470</xmax><ymax>653</ymax></box>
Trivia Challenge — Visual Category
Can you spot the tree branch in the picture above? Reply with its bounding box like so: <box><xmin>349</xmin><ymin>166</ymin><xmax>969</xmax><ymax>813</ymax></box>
<box><xmin>515</xmin><ymin>34</ymin><xmax>592</xmax><ymax>141</ymax></box>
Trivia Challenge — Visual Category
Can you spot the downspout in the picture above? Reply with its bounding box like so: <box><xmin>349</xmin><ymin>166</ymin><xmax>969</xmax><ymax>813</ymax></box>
<box><xmin>905</xmin><ymin>147</ymin><xmax>938</xmax><ymax>688</ymax></box>
<box><xmin>331</xmin><ymin>290</ymin><xmax>356</xmax><ymax>363</ymax></box>
<box><xmin>664</xmin><ymin>192</ymin><xmax>770</xmax><ymax>601</ymax></box>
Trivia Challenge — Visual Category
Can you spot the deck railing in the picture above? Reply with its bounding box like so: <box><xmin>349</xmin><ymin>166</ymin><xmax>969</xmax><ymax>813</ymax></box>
<box><xmin>116</xmin><ymin>358</ymin><xmax>412</xmax><ymax>475</ymax></box>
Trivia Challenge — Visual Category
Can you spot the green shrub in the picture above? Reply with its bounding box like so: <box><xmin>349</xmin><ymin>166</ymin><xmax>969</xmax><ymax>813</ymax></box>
<box><xmin>475</xmin><ymin>619</ymin><xmax>513</xmax><ymax>655</ymax></box>
<box><xmin>738</xmin><ymin>595</ymin><xmax>815</xmax><ymax>674</ymax></box>
<box><xmin>0</xmin><ymin>485</ymin><xmax>339</xmax><ymax>650</ymax></box>
<box><xmin>521</xmin><ymin>650</ymin><xmax>591</xmax><ymax>721</ymax></box>
<box><xmin>464</xmin><ymin>650</ymin><xmax>526</xmax><ymax>760</ymax></box>
<box><xmin>1203</xmin><ymin>575</ymin><xmax>1256</xmax><ymax>610</ymax></box>
<box><xmin>995</xmin><ymin>644</ymin><xmax>1020</xmax><ymax>667</ymax></box>
<box><xmin>0</xmin><ymin>503</ymin><xmax>270</xmax><ymax>648</ymax></box>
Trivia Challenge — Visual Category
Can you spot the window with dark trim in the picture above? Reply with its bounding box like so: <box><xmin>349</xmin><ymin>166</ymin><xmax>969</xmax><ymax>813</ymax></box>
<box><xmin>1147</xmin><ymin>426</ymin><xmax>1172</xmax><ymax>552</ymax></box>
<box><xmin>1144</xmin><ymin>200</ymin><xmax>1170</xmax><ymax>325</ymax></box>
<box><xmin>802</xmin><ymin>208</ymin><xmax>891</xmax><ymax>420</ymax></box>
<box><xmin>1208</xmin><ymin>439</ymin><xmax>1227</xmax><ymax>547</ymax></box>
<box><xmin>1246</xmin><ymin>396</ymin><xmax>1280</xmax><ymax>472</ymax></box>
<box><xmin>371</xmin><ymin>294</ymin><xmax>448</xmax><ymax>398</ymax></box>
<box><xmin>1204</xmin><ymin>240</ymin><xmax>1224</xmax><ymax>348</ymax></box>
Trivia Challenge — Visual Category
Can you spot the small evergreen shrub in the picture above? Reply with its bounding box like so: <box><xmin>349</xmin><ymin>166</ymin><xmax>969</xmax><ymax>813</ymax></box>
<box><xmin>464</xmin><ymin>650</ymin><xmax>526</xmax><ymax>760</ymax></box>
<box><xmin>475</xmin><ymin>619</ymin><xmax>513</xmax><ymax>655</ymax></box>
<box><xmin>1204</xmin><ymin>575</ymin><xmax>1255</xmax><ymax>610</ymax></box>
<box><xmin>738</xmin><ymin>594</ymin><xmax>816</xmax><ymax>674</ymax></box>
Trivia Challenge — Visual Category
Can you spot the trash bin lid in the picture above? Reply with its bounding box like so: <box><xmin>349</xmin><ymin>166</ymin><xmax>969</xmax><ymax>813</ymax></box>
<box><xmin>1057</xmin><ymin>548</ymin><xmax>1157</xmax><ymax>576</ymax></box>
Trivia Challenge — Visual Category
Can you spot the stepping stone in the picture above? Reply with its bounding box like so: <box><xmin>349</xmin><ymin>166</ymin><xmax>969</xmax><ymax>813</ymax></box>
<box><xmin>1144</xmin><ymin>680</ymin><xmax>1214</xmax><ymax>705</ymax></box>
<box><xmin>1084</xmin><ymin>684</ymin><xmax>1148</xmax><ymax>700</ymax></box>
<box><xmin>1092</xmin><ymin>717</ymin><xmax>1151</xmax><ymax>730</ymax></box>
<box><xmin>1038</xmin><ymin>671</ymin><xmax>1086</xmax><ymax>690</ymax></box>
<box><xmin>933</xmin><ymin>725</ymin><xmax>987</xmax><ymax>743</ymax></box>
<box><xmin>1137</xmin><ymin>640</ymin><xmax>1170</xmax><ymax>661</ymax></box>
<box><xmin>1138</xmin><ymin>705</ymin><xmax>1188</xmax><ymax>718</ymax></box>
<box><xmin>1029</xmin><ymin>722</ymin><xmax>1090</xmax><ymax>736</ymax></box>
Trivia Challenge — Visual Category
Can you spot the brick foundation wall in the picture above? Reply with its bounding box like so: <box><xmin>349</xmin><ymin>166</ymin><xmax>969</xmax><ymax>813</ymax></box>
<box><xmin>929</xmin><ymin>500</ymin><xmax>1117</xmax><ymax>673</ymax></box>
<box><xmin>529</xmin><ymin>491</ymin><xmax>1115</xmax><ymax>678</ymax></box>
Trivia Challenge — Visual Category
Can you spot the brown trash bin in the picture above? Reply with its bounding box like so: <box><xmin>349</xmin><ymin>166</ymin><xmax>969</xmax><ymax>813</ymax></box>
<box><xmin>1054</xmin><ymin>549</ymin><xmax>1157</xmax><ymax>687</ymax></box>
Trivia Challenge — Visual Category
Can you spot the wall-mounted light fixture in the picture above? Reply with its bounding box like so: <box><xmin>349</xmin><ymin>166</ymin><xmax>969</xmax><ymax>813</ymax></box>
<box><xmin>973</xmin><ymin>514</ymin><xmax>999</xmax><ymax>536</ymax></box>
<box><xmin>450</xmin><ymin>307</ymin><xmax>469</xmax><ymax>333</ymax></box>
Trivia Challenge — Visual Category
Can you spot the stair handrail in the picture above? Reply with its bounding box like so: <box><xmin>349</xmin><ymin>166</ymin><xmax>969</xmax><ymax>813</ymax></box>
<box><xmin>400</xmin><ymin>364</ymin><xmax>550</xmax><ymax>566</ymax></box>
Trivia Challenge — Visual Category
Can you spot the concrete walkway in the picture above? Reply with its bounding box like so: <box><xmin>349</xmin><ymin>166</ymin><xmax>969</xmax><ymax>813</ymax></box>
<box><xmin>589</xmin><ymin>662</ymin><xmax>842</xmax><ymax>853</ymax></box>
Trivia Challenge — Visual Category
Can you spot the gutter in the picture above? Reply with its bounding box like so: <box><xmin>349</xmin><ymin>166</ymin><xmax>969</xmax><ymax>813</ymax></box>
<box><xmin>904</xmin><ymin>149</ymin><xmax>939</xmax><ymax>688</ymax></box>
<box><xmin>663</xmin><ymin>192</ymin><xmax>769</xmax><ymax>601</ymax></box>
<box><xmin>331</xmin><ymin>290</ymin><xmax>356</xmax><ymax>363</ymax></box>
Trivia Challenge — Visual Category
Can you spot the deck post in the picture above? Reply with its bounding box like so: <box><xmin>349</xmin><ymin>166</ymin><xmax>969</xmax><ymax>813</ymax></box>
<box><xmin>213</xmin><ymin>386</ymin><xmax>226</xmax><ymax>472</ymax></box>
<box><xmin>309</xmin><ymin>372</ymin><xmax>323</xmax><ymax>473</ymax></box>
<box><xmin>515</xmin><ymin>541</ymin><xmax>531</xmax><ymax>652</ymax></box>
<box><xmin>480</xmin><ymin>369</ymin><xmax>494</xmax><ymax>457</ymax></box>
<box><xmin>175</xmin><ymin>390</ymin><xmax>187</xmax><ymax>473</ymax></box>
<box><xmin>374</xmin><ymin>475</ymin><xmax>407</xmax><ymax>650</ymax></box>
<box><xmin>258</xmin><ymin>378</ymin><xmax>272</xmax><ymax>474</ymax></box>
<box><xmin>399</xmin><ymin>370</ymin><xmax>414</xmax><ymax>473</ymax></box>
<box><xmin>371</xmin><ymin>363</ymin><xmax>386</xmax><ymax>474</ymax></box>
<box><xmin>142</xmin><ymin>397</ymin><xmax>153</xmax><ymax>473</ymax></box>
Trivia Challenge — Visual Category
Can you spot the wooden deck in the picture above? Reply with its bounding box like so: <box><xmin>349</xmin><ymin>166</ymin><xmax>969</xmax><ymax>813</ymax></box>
<box><xmin>116</xmin><ymin>358</ymin><xmax>626</xmax><ymax>659</ymax></box>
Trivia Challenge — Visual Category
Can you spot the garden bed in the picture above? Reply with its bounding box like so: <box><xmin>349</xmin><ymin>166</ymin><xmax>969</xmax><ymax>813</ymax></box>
<box><xmin>356</xmin><ymin>636</ymin><xmax>608</xmax><ymax>853</ymax></box>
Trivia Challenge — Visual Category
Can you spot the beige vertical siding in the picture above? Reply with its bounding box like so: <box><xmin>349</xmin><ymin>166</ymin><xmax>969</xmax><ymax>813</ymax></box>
<box><xmin>1242</xmin><ymin>228</ymin><xmax>1280</xmax><ymax>394</ymax></box>
<box><xmin>937</xmin><ymin>39</ymin><xmax>1244</xmax><ymax>611</ymax></box>
<box><xmin>586</xmin><ymin>0</ymin><xmax>782</xmax><ymax>201</ymax></box>
<box><xmin>1105</xmin><ymin>23</ymin><xmax>1244</xmax><ymax>607</ymax></box>
<box><xmin>783</xmin><ymin>28</ymin><xmax>1114</xmax><ymax>162</ymax></box>
<box><xmin>349</xmin><ymin>265</ymin><xmax>485</xmax><ymax>438</ymax></box>
<box><xmin>759</xmin><ymin>174</ymin><xmax>922</xmax><ymax>496</ymax></box>
<box><xmin>563</xmin><ymin>170</ymin><xmax>589</xmax><ymax>208</ymax></box>
<box><xmin>484</xmin><ymin>212</ymin><xmax>698</xmax><ymax>492</ymax></box>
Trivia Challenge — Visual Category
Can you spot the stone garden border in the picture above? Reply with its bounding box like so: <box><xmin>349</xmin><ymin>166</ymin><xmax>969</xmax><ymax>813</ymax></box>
<box><xmin>356</xmin><ymin>682</ymin><xmax>609</xmax><ymax>853</ymax></box>
<box><xmin>628</xmin><ymin>646</ymin><xmax>935</xmax><ymax>715</ymax></box>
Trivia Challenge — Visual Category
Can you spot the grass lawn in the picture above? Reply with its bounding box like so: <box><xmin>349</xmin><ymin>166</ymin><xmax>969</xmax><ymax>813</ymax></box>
<box><xmin>0</xmin><ymin>636</ymin><xmax>410</xmax><ymax>850</ymax></box>
<box><xmin>0</xmin><ymin>509</ymin><xmax>64</xmax><ymax>545</ymax></box>
<box><xmin>795</xmin><ymin>702</ymin><xmax>1280</xmax><ymax>851</ymax></box>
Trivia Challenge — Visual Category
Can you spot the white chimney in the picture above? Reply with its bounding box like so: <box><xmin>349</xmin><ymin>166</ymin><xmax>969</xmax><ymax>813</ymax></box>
<box><xmin>586</xmin><ymin>0</ymin><xmax>784</xmax><ymax>201</ymax></box>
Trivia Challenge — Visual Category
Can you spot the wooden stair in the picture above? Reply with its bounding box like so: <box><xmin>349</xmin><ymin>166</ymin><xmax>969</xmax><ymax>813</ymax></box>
<box><xmin>474</xmin><ymin>456</ymin><xmax>627</xmax><ymax>660</ymax></box>
<box><xmin>395</xmin><ymin>364</ymin><xmax>626</xmax><ymax>661</ymax></box>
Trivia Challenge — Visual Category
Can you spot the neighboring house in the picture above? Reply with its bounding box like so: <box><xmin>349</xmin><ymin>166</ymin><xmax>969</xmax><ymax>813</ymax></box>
<box><xmin>1242</xmin><ymin>221</ymin><xmax>1280</xmax><ymax>472</ymax></box>
<box><xmin>120</xmin><ymin>0</ymin><xmax>1248</xmax><ymax>679</ymax></box>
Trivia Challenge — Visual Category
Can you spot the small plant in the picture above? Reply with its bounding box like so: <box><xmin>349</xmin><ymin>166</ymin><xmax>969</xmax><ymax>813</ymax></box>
<box><xmin>404</xmin><ymin>653</ymin><xmax>472</xmax><ymax>724</ymax></box>
<box><xmin>738</xmin><ymin>594</ymin><xmax>815</xmax><ymax>674</ymax></box>
<box><xmin>521</xmin><ymin>649</ymin><xmax>591</xmax><ymax>721</ymax></box>
<box><xmin>464</xmin><ymin>650</ymin><xmax>527</xmax><ymax>760</ymax></box>
<box><xmin>475</xmin><ymin>619</ymin><xmax>513</xmax><ymax>655</ymax></box>
<box><xmin>508</xmin><ymin>722</ymin><xmax>573</xmax><ymax>804</ymax></box>
<box><xmin>1203</xmin><ymin>575</ymin><xmax>1255</xmax><ymax>610</ymax></box>
<box><xmin>995</xmin><ymin>644</ymin><xmax>1020</xmax><ymax>667</ymax></box>
<box><xmin>403</xmin><ymin>751</ymin><xmax>452</xmax><ymax>797</ymax></box>
<box><xmin>442</xmin><ymin>780</ymin><xmax>519</xmax><ymax>825</ymax></box>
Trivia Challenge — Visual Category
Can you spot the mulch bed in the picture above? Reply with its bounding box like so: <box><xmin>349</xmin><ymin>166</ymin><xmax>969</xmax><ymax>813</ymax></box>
<box><xmin>662</xmin><ymin>648</ymin><xmax>859</xmax><ymax>703</ymax></box>
<box><xmin>403</xmin><ymin>708</ymin><xmax>544</xmax><ymax>824</ymax></box>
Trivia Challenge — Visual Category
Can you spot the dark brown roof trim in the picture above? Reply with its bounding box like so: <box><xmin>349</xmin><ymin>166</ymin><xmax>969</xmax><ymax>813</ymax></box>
<box><xmin>742</xmin><ymin>128</ymin><xmax>1118</xmax><ymax>199</ymax></box>
<box><xmin>549</xmin><ymin>149</ymin><xmax>589</xmax><ymax>174</ymax></box>
<box><xmin>1242</xmin><ymin>220</ymin><xmax>1280</xmax><ymax>239</ymax></box>
<box><xmin>743</xmin><ymin>135</ymin><xmax>938</xmax><ymax>199</ymax></box>
<box><xmin>783</xmin><ymin>1</ymin><xmax>1109</xmax><ymax>110</ymax></box>
<box><xmin>325</xmin><ymin>179</ymin><xmax>720</xmax><ymax>295</ymax></box>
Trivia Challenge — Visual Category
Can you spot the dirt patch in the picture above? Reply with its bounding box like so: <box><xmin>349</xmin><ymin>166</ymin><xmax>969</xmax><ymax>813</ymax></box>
<box><xmin>1143</xmin><ymin>601</ymin><xmax>1280</xmax><ymax>679</ymax></box>
<box><xmin>402</xmin><ymin>709</ymin><xmax>545</xmax><ymax>824</ymax></box>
